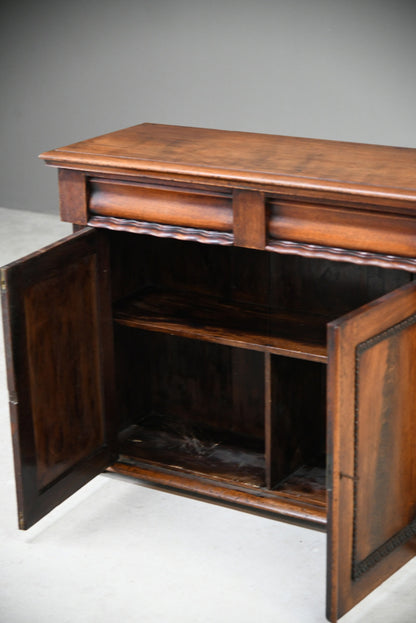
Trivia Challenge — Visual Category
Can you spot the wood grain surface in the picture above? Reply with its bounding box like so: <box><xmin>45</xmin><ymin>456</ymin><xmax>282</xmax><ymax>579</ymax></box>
<box><xmin>327</xmin><ymin>279</ymin><xmax>416</xmax><ymax>621</ymax></box>
<box><xmin>41</xmin><ymin>123</ymin><xmax>416</xmax><ymax>204</ymax></box>
<box><xmin>1</xmin><ymin>229</ymin><xmax>116</xmax><ymax>529</ymax></box>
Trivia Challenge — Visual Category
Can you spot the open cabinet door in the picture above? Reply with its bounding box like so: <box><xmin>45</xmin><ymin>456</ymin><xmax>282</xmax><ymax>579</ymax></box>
<box><xmin>326</xmin><ymin>279</ymin><xmax>416</xmax><ymax>621</ymax></box>
<box><xmin>1</xmin><ymin>228</ymin><xmax>115</xmax><ymax>529</ymax></box>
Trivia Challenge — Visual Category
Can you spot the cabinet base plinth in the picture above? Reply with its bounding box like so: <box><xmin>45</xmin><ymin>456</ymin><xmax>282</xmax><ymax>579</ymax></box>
<box><xmin>107</xmin><ymin>459</ymin><xmax>327</xmax><ymax>531</ymax></box>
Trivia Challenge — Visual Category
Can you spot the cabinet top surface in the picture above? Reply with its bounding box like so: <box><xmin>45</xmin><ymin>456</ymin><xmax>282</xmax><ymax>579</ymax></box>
<box><xmin>40</xmin><ymin>123</ymin><xmax>416</xmax><ymax>197</ymax></box>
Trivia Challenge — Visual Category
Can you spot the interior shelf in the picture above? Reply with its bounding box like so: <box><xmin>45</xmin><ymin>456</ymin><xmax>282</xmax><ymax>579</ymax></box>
<box><xmin>114</xmin><ymin>423</ymin><xmax>327</xmax><ymax>529</ymax></box>
<box><xmin>119</xmin><ymin>422</ymin><xmax>266</xmax><ymax>487</ymax></box>
<box><xmin>114</xmin><ymin>287</ymin><xmax>328</xmax><ymax>363</ymax></box>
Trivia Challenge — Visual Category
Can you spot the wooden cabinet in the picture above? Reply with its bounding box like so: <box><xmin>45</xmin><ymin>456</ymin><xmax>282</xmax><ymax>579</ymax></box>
<box><xmin>2</xmin><ymin>124</ymin><xmax>416</xmax><ymax>621</ymax></box>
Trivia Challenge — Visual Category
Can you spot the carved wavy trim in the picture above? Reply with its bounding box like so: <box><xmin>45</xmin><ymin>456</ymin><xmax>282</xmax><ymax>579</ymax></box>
<box><xmin>89</xmin><ymin>215</ymin><xmax>234</xmax><ymax>245</ymax></box>
<box><xmin>266</xmin><ymin>240</ymin><xmax>416</xmax><ymax>272</ymax></box>
<box><xmin>352</xmin><ymin>313</ymin><xmax>416</xmax><ymax>581</ymax></box>
<box><xmin>89</xmin><ymin>217</ymin><xmax>416</xmax><ymax>270</ymax></box>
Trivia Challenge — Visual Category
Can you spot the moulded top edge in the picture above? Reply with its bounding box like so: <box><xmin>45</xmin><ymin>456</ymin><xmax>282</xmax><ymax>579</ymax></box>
<box><xmin>39</xmin><ymin>123</ymin><xmax>416</xmax><ymax>201</ymax></box>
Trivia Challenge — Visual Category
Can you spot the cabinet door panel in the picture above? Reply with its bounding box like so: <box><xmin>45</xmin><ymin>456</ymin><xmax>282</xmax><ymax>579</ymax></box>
<box><xmin>326</xmin><ymin>279</ymin><xmax>416</xmax><ymax>621</ymax></box>
<box><xmin>1</xmin><ymin>228</ymin><xmax>115</xmax><ymax>529</ymax></box>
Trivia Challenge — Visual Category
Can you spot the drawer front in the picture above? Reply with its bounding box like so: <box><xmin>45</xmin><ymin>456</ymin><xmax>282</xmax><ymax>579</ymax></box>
<box><xmin>268</xmin><ymin>201</ymin><xmax>416</xmax><ymax>258</ymax></box>
<box><xmin>89</xmin><ymin>179</ymin><xmax>233</xmax><ymax>233</ymax></box>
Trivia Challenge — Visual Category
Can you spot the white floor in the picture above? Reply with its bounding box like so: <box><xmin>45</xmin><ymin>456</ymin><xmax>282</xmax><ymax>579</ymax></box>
<box><xmin>1</xmin><ymin>206</ymin><xmax>416</xmax><ymax>623</ymax></box>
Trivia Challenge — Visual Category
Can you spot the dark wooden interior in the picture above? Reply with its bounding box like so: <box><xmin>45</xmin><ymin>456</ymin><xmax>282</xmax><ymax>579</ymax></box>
<box><xmin>106</xmin><ymin>231</ymin><xmax>412</xmax><ymax>528</ymax></box>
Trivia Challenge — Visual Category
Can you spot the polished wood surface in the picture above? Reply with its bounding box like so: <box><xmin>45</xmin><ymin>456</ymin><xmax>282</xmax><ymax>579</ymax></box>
<box><xmin>1</xmin><ymin>229</ymin><xmax>116</xmax><ymax>529</ymax></box>
<box><xmin>89</xmin><ymin>177</ymin><xmax>233</xmax><ymax>231</ymax></box>
<box><xmin>109</xmin><ymin>459</ymin><xmax>327</xmax><ymax>529</ymax></box>
<box><xmin>40</xmin><ymin>123</ymin><xmax>416</xmax><ymax>204</ymax></box>
<box><xmin>58</xmin><ymin>169</ymin><xmax>89</xmax><ymax>224</ymax></box>
<box><xmin>233</xmin><ymin>189</ymin><xmax>266</xmax><ymax>249</ymax></box>
<box><xmin>268</xmin><ymin>199</ymin><xmax>416</xmax><ymax>259</ymax></box>
<box><xmin>327</xmin><ymin>279</ymin><xmax>416</xmax><ymax>621</ymax></box>
<box><xmin>114</xmin><ymin>286</ymin><xmax>328</xmax><ymax>362</ymax></box>
<box><xmin>2</xmin><ymin>124</ymin><xmax>416</xmax><ymax>620</ymax></box>
<box><xmin>41</xmin><ymin>124</ymin><xmax>416</xmax><ymax>276</ymax></box>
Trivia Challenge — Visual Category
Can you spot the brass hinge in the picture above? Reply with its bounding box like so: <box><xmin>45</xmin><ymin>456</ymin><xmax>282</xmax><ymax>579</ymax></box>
<box><xmin>18</xmin><ymin>511</ymin><xmax>25</xmax><ymax>530</ymax></box>
<box><xmin>0</xmin><ymin>268</ymin><xmax>6</xmax><ymax>292</ymax></box>
<box><xmin>9</xmin><ymin>390</ymin><xmax>19</xmax><ymax>406</ymax></box>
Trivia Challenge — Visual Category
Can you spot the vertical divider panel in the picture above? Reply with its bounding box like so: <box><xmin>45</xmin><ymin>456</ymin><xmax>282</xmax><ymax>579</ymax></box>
<box><xmin>264</xmin><ymin>352</ymin><xmax>273</xmax><ymax>489</ymax></box>
<box><xmin>264</xmin><ymin>353</ymin><xmax>327</xmax><ymax>491</ymax></box>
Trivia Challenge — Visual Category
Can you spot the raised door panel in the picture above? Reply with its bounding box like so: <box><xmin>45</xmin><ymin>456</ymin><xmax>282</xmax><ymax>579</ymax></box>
<box><xmin>326</xmin><ymin>279</ymin><xmax>416</xmax><ymax>621</ymax></box>
<box><xmin>1</xmin><ymin>228</ymin><xmax>115</xmax><ymax>529</ymax></box>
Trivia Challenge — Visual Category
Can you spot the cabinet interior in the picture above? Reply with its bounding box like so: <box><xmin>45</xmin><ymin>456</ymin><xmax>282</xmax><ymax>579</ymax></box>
<box><xmin>108</xmin><ymin>231</ymin><xmax>412</xmax><ymax>529</ymax></box>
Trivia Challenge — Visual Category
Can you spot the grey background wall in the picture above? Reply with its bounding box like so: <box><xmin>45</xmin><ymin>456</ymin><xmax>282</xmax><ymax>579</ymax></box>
<box><xmin>1</xmin><ymin>0</ymin><xmax>415</xmax><ymax>215</ymax></box>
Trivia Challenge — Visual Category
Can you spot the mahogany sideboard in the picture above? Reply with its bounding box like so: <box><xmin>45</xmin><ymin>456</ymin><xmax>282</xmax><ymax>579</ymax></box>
<box><xmin>2</xmin><ymin>124</ymin><xmax>416</xmax><ymax>621</ymax></box>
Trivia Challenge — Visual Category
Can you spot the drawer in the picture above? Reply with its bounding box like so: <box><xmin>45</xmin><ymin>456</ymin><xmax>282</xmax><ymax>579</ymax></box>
<box><xmin>89</xmin><ymin>178</ymin><xmax>233</xmax><ymax>233</ymax></box>
<box><xmin>268</xmin><ymin>200</ymin><xmax>416</xmax><ymax>259</ymax></box>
